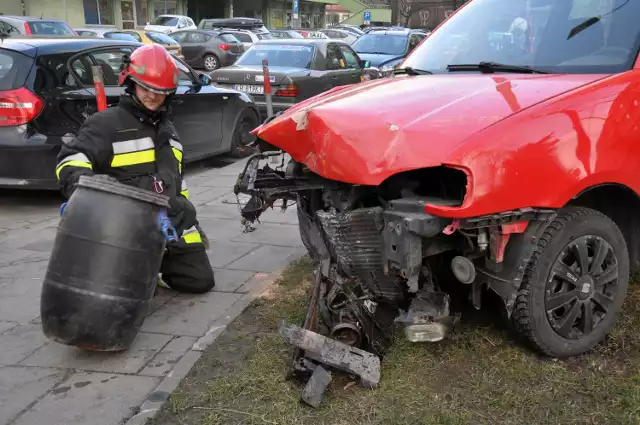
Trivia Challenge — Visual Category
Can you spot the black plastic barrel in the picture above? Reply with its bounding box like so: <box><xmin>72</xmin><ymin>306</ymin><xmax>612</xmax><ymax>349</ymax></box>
<box><xmin>41</xmin><ymin>175</ymin><xmax>170</xmax><ymax>351</ymax></box>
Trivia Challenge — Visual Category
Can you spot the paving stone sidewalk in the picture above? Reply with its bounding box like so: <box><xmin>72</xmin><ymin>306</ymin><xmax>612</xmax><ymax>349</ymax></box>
<box><xmin>0</xmin><ymin>158</ymin><xmax>305</xmax><ymax>425</ymax></box>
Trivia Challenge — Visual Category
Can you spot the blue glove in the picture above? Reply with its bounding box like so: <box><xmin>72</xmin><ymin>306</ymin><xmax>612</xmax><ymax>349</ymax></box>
<box><xmin>158</xmin><ymin>209</ymin><xmax>178</xmax><ymax>242</ymax></box>
<box><xmin>59</xmin><ymin>202</ymin><xmax>68</xmax><ymax>216</ymax></box>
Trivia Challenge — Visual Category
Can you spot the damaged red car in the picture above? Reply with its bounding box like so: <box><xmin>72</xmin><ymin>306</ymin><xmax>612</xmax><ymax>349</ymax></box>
<box><xmin>235</xmin><ymin>0</ymin><xmax>640</xmax><ymax>400</ymax></box>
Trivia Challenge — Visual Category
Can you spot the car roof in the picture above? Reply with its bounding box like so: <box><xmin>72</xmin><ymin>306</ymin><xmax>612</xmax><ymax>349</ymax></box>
<box><xmin>0</xmin><ymin>37</ymin><xmax>141</xmax><ymax>56</ymax></box>
<box><xmin>157</xmin><ymin>14</ymin><xmax>185</xmax><ymax>18</ymax></box>
<box><xmin>364</xmin><ymin>30</ymin><xmax>410</xmax><ymax>36</ymax></box>
<box><xmin>0</xmin><ymin>15</ymin><xmax>68</xmax><ymax>22</ymax></box>
<box><xmin>256</xmin><ymin>38</ymin><xmax>344</xmax><ymax>46</ymax></box>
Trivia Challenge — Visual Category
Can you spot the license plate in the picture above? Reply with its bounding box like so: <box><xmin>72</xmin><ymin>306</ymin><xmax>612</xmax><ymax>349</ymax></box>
<box><xmin>233</xmin><ymin>84</ymin><xmax>264</xmax><ymax>94</ymax></box>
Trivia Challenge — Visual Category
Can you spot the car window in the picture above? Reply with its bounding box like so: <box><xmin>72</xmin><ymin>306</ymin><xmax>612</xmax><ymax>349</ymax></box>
<box><xmin>178</xmin><ymin>18</ymin><xmax>187</xmax><ymax>27</ymax></box>
<box><xmin>187</xmin><ymin>18</ymin><xmax>195</xmax><ymax>27</ymax></box>
<box><xmin>219</xmin><ymin>33</ymin><xmax>240</xmax><ymax>43</ymax></box>
<box><xmin>27</xmin><ymin>21</ymin><xmax>75</xmax><ymax>36</ymax></box>
<box><xmin>173</xmin><ymin>58</ymin><xmax>193</xmax><ymax>86</ymax></box>
<box><xmin>234</xmin><ymin>33</ymin><xmax>253</xmax><ymax>43</ymax></box>
<box><xmin>326</xmin><ymin>44</ymin><xmax>346</xmax><ymax>69</ymax></box>
<box><xmin>0</xmin><ymin>50</ymin><xmax>33</xmax><ymax>90</ymax></box>
<box><xmin>352</xmin><ymin>34</ymin><xmax>409</xmax><ymax>56</ymax></box>
<box><xmin>0</xmin><ymin>20</ymin><xmax>21</xmax><ymax>35</ymax></box>
<box><xmin>236</xmin><ymin>44</ymin><xmax>315</xmax><ymax>68</ymax></box>
<box><xmin>76</xmin><ymin>30</ymin><xmax>97</xmax><ymax>37</ymax></box>
<box><xmin>403</xmin><ymin>0</ymin><xmax>640</xmax><ymax>74</ymax></box>
<box><xmin>69</xmin><ymin>48</ymin><xmax>132</xmax><ymax>87</ymax></box>
<box><xmin>155</xmin><ymin>16</ymin><xmax>178</xmax><ymax>26</ymax></box>
<box><xmin>125</xmin><ymin>31</ymin><xmax>143</xmax><ymax>42</ymax></box>
<box><xmin>256</xmin><ymin>33</ymin><xmax>272</xmax><ymax>40</ymax></box>
<box><xmin>187</xmin><ymin>32</ymin><xmax>206</xmax><ymax>43</ymax></box>
<box><xmin>104</xmin><ymin>32</ymin><xmax>138</xmax><ymax>41</ymax></box>
<box><xmin>146</xmin><ymin>31</ymin><xmax>178</xmax><ymax>44</ymax></box>
<box><xmin>170</xmin><ymin>31</ymin><xmax>186</xmax><ymax>42</ymax></box>
<box><xmin>339</xmin><ymin>45</ymin><xmax>361</xmax><ymax>69</ymax></box>
<box><xmin>408</xmin><ymin>34</ymin><xmax>422</xmax><ymax>51</ymax></box>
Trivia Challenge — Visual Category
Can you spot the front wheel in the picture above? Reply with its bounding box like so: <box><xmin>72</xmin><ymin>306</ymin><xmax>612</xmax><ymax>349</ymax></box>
<box><xmin>203</xmin><ymin>54</ymin><xmax>219</xmax><ymax>71</ymax></box>
<box><xmin>513</xmin><ymin>207</ymin><xmax>629</xmax><ymax>357</ymax></box>
<box><xmin>229</xmin><ymin>111</ymin><xmax>259</xmax><ymax>158</ymax></box>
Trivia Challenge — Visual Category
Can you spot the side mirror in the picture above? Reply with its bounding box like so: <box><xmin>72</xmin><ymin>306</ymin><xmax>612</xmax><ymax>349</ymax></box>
<box><xmin>199</xmin><ymin>73</ymin><xmax>211</xmax><ymax>85</ymax></box>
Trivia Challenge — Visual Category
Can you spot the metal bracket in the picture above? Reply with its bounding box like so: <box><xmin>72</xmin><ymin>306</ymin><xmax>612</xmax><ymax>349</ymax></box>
<box><xmin>278</xmin><ymin>321</ymin><xmax>381</xmax><ymax>389</ymax></box>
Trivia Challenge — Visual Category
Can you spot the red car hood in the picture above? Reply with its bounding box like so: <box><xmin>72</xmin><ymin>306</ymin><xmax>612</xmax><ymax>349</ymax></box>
<box><xmin>254</xmin><ymin>73</ymin><xmax>606</xmax><ymax>185</ymax></box>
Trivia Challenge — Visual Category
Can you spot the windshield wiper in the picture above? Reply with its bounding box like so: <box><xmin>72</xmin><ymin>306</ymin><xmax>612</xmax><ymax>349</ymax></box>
<box><xmin>446</xmin><ymin>62</ymin><xmax>548</xmax><ymax>74</ymax></box>
<box><xmin>393</xmin><ymin>67</ymin><xmax>432</xmax><ymax>76</ymax></box>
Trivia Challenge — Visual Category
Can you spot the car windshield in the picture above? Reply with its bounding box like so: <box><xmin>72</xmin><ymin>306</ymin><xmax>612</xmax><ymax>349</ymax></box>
<box><xmin>146</xmin><ymin>31</ymin><xmax>178</xmax><ymax>44</ymax></box>
<box><xmin>105</xmin><ymin>32</ymin><xmax>137</xmax><ymax>41</ymax></box>
<box><xmin>402</xmin><ymin>0</ymin><xmax>640</xmax><ymax>74</ymax></box>
<box><xmin>27</xmin><ymin>21</ymin><xmax>75</xmax><ymax>36</ymax></box>
<box><xmin>236</xmin><ymin>44</ymin><xmax>315</xmax><ymax>68</ymax></box>
<box><xmin>154</xmin><ymin>16</ymin><xmax>178</xmax><ymax>26</ymax></box>
<box><xmin>352</xmin><ymin>34</ymin><xmax>409</xmax><ymax>55</ymax></box>
<box><xmin>0</xmin><ymin>50</ymin><xmax>33</xmax><ymax>90</ymax></box>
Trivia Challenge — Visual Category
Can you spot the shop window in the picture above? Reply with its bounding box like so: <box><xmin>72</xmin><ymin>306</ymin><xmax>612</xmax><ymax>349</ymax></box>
<box><xmin>154</xmin><ymin>0</ymin><xmax>178</xmax><ymax>17</ymax></box>
<box><xmin>83</xmin><ymin>0</ymin><xmax>114</xmax><ymax>25</ymax></box>
<box><xmin>136</xmin><ymin>0</ymin><xmax>149</xmax><ymax>26</ymax></box>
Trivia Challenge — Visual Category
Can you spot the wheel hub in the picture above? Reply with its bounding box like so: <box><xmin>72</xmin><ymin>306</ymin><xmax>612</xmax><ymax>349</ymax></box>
<box><xmin>577</xmin><ymin>275</ymin><xmax>595</xmax><ymax>300</ymax></box>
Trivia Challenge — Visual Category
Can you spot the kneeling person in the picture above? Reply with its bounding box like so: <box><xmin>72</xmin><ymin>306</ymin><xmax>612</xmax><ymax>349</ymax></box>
<box><xmin>56</xmin><ymin>44</ymin><xmax>215</xmax><ymax>293</ymax></box>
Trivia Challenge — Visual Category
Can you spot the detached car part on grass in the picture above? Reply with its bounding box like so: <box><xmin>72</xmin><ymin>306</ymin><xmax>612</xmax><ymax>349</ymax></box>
<box><xmin>232</xmin><ymin>0</ymin><xmax>640</xmax><ymax>405</ymax></box>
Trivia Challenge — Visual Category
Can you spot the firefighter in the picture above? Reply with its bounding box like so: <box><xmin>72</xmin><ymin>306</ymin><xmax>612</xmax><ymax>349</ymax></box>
<box><xmin>56</xmin><ymin>44</ymin><xmax>215</xmax><ymax>293</ymax></box>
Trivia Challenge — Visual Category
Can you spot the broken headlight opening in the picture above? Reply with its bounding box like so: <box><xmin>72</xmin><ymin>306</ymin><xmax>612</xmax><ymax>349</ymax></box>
<box><xmin>234</xmin><ymin>152</ymin><xmax>495</xmax><ymax>407</ymax></box>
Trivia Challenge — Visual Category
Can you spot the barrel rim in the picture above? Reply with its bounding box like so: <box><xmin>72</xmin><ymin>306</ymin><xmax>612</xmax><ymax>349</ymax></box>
<box><xmin>77</xmin><ymin>176</ymin><xmax>171</xmax><ymax>207</ymax></box>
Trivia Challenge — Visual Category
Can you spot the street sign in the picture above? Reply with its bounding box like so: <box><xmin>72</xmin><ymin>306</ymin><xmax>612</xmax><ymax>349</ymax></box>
<box><xmin>293</xmin><ymin>0</ymin><xmax>299</xmax><ymax>19</ymax></box>
<box><xmin>363</xmin><ymin>11</ymin><xmax>371</xmax><ymax>25</ymax></box>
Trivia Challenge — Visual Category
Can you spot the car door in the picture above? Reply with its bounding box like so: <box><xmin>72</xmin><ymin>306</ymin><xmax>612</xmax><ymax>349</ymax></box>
<box><xmin>64</xmin><ymin>46</ymin><xmax>134</xmax><ymax>116</ymax></box>
<box><xmin>171</xmin><ymin>58</ymin><xmax>225</xmax><ymax>159</ymax></box>
<box><xmin>324</xmin><ymin>43</ymin><xmax>351</xmax><ymax>88</ymax></box>
<box><xmin>338</xmin><ymin>44</ymin><xmax>364</xmax><ymax>84</ymax></box>
<box><xmin>172</xmin><ymin>31</ymin><xmax>198</xmax><ymax>65</ymax></box>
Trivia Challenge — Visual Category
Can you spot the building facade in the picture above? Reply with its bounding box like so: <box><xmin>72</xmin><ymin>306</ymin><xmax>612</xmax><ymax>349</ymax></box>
<box><xmin>1</xmin><ymin>0</ymin><xmax>332</xmax><ymax>30</ymax></box>
<box><xmin>2</xmin><ymin>0</ymin><xmax>189</xmax><ymax>29</ymax></box>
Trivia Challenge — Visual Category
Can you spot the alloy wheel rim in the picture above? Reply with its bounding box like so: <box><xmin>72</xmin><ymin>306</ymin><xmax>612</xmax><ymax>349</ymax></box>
<box><xmin>205</xmin><ymin>56</ymin><xmax>217</xmax><ymax>70</ymax></box>
<box><xmin>545</xmin><ymin>235</ymin><xmax>619</xmax><ymax>339</ymax></box>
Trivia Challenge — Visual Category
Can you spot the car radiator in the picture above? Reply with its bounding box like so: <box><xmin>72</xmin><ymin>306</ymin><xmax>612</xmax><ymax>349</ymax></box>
<box><xmin>316</xmin><ymin>207</ymin><xmax>405</xmax><ymax>302</ymax></box>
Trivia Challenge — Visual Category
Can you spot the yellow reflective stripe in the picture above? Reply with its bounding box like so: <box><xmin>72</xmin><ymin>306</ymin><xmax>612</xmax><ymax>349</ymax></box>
<box><xmin>180</xmin><ymin>190</ymin><xmax>189</xmax><ymax>199</ymax></box>
<box><xmin>111</xmin><ymin>149</ymin><xmax>155</xmax><ymax>167</ymax></box>
<box><xmin>172</xmin><ymin>147</ymin><xmax>183</xmax><ymax>163</ymax></box>
<box><xmin>183</xmin><ymin>232</ymin><xmax>202</xmax><ymax>244</ymax></box>
<box><xmin>56</xmin><ymin>160</ymin><xmax>93</xmax><ymax>180</ymax></box>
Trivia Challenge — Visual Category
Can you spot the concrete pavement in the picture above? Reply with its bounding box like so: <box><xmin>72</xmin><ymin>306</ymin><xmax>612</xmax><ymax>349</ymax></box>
<box><xmin>0</xmin><ymin>158</ymin><xmax>304</xmax><ymax>425</ymax></box>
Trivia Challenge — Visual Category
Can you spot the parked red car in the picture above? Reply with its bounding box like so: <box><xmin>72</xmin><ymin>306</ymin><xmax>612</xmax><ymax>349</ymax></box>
<box><xmin>236</xmin><ymin>0</ymin><xmax>639</xmax><ymax>365</ymax></box>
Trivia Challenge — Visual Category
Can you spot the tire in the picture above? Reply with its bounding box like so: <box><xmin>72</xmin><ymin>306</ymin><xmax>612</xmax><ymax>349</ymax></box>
<box><xmin>229</xmin><ymin>111</ymin><xmax>259</xmax><ymax>158</ymax></box>
<box><xmin>513</xmin><ymin>206</ymin><xmax>629</xmax><ymax>357</ymax></box>
<box><xmin>203</xmin><ymin>54</ymin><xmax>219</xmax><ymax>71</ymax></box>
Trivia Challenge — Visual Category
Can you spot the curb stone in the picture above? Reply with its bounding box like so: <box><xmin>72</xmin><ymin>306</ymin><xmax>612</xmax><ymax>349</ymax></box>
<box><xmin>123</xmin><ymin>267</ymin><xmax>296</xmax><ymax>425</ymax></box>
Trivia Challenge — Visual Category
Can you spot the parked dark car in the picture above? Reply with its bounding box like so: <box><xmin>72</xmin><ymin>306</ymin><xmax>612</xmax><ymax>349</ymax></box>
<box><xmin>352</xmin><ymin>30</ymin><xmax>427</xmax><ymax>73</ymax></box>
<box><xmin>210</xmin><ymin>39</ymin><xmax>374</xmax><ymax>120</ymax></box>
<box><xmin>269</xmin><ymin>29</ymin><xmax>304</xmax><ymax>39</ymax></box>
<box><xmin>198</xmin><ymin>17</ymin><xmax>270</xmax><ymax>39</ymax></box>
<box><xmin>170</xmin><ymin>29</ymin><xmax>244</xmax><ymax>71</ymax></box>
<box><xmin>0</xmin><ymin>16</ymin><xmax>76</xmax><ymax>36</ymax></box>
<box><xmin>0</xmin><ymin>37</ymin><xmax>259</xmax><ymax>190</ymax></box>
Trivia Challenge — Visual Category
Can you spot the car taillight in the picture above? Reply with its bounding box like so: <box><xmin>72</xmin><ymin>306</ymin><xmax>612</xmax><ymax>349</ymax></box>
<box><xmin>0</xmin><ymin>88</ymin><xmax>44</xmax><ymax>127</ymax></box>
<box><xmin>24</xmin><ymin>23</ymin><xmax>32</xmax><ymax>35</ymax></box>
<box><xmin>218</xmin><ymin>43</ymin><xmax>232</xmax><ymax>51</ymax></box>
<box><xmin>275</xmin><ymin>85</ymin><xmax>299</xmax><ymax>97</ymax></box>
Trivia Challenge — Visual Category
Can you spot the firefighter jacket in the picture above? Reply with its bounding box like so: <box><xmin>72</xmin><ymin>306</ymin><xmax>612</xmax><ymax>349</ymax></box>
<box><xmin>56</xmin><ymin>95</ymin><xmax>200</xmax><ymax>242</ymax></box>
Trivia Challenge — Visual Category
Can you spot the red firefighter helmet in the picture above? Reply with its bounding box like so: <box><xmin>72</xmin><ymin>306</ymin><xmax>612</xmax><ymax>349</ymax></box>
<box><xmin>119</xmin><ymin>44</ymin><xmax>179</xmax><ymax>94</ymax></box>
